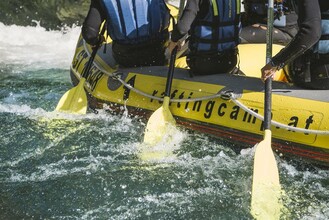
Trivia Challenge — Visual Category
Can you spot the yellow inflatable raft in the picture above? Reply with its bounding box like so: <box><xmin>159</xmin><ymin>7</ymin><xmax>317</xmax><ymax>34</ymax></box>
<box><xmin>67</xmin><ymin>4</ymin><xmax>329</xmax><ymax>166</ymax></box>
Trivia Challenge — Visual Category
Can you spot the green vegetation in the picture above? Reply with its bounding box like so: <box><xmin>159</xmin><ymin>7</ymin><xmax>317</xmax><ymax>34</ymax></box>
<box><xmin>0</xmin><ymin>0</ymin><xmax>90</xmax><ymax>29</ymax></box>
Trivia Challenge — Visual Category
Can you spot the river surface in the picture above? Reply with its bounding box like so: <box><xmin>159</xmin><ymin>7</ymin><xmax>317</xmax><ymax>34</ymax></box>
<box><xmin>1</xmin><ymin>1</ymin><xmax>329</xmax><ymax>219</ymax></box>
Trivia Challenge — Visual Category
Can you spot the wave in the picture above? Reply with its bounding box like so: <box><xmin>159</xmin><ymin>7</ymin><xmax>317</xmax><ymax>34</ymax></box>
<box><xmin>0</xmin><ymin>0</ymin><xmax>86</xmax><ymax>69</ymax></box>
<box><xmin>0</xmin><ymin>22</ymin><xmax>81</xmax><ymax>69</ymax></box>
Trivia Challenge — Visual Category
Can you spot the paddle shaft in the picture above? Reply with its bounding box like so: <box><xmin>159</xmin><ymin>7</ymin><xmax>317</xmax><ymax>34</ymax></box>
<box><xmin>142</xmin><ymin>46</ymin><xmax>178</xmax><ymax>145</ymax></box>
<box><xmin>82</xmin><ymin>24</ymin><xmax>106</xmax><ymax>79</ymax></box>
<box><xmin>250</xmin><ymin>2</ymin><xmax>281</xmax><ymax>218</ymax></box>
<box><xmin>164</xmin><ymin>46</ymin><xmax>178</xmax><ymax>97</ymax></box>
<box><xmin>264</xmin><ymin>0</ymin><xmax>274</xmax><ymax>130</ymax></box>
<box><xmin>82</xmin><ymin>45</ymin><xmax>99</xmax><ymax>78</ymax></box>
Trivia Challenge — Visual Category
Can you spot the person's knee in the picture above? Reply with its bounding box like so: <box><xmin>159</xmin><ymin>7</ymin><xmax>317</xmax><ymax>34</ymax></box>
<box><xmin>240</xmin><ymin>25</ymin><xmax>292</xmax><ymax>45</ymax></box>
<box><xmin>82</xmin><ymin>26</ymin><xmax>100</xmax><ymax>46</ymax></box>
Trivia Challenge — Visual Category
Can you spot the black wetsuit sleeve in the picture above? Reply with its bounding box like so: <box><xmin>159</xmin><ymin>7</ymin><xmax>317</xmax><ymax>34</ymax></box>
<box><xmin>171</xmin><ymin>0</ymin><xmax>201</xmax><ymax>42</ymax></box>
<box><xmin>271</xmin><ymin>0</ymin><xmax>321</xmax><ymax>67</ymax></box>
<box><xmin>81</xmin><ymin>0</ymin><xmax>106</xmax><ymax>46</ymax></box>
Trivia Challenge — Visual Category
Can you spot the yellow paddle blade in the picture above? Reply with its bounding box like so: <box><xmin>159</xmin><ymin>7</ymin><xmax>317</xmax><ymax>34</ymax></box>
<box><xmin>143</xmin><ymin>97</ymin><xmax>176</xmax><ymax>145</ymax></box>
<box><xmin>139</xmin><ymin>115</ymin><xmax>178</xmax><ymax>162</ymax></box>
<box><xmin>251</xmin><ymin>130</ymin><xmax>283</xmax><ymax>219</ymax></box>
<box><xmin>55</xmin><ymin>78</ymin><xmax>88</xmax><ymax>114</ymax></box>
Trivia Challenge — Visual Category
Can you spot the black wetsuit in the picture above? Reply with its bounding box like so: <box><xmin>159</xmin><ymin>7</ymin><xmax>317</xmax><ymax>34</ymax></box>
<box><xmin>82</xmin><ymin>0</ymin><xmax>169</xmax><ymax>67</ymax></box>
<box><xmin>272</xmin><ymin>0</ymin><xmax>329</xmax><ymax>89</ymax></box>
<box><xmin>171</xmin><ymin>0</ymin><xmax>239</xmax><ymax>75</ymax></box>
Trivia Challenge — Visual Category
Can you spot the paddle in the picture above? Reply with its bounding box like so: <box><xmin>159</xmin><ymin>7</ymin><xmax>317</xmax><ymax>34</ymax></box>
<box><xmin>143</xmin><ymin>46</ymin><xmax>178</xmax><ymax>145</ymax></box>
<box><xmin>251</xmin><ymin>0</ymin><xmax>282</xmax><ymax>219</ymax></box>
<box><xmin>55</xmin><ymin>28</ymin><xmax>105</xmax><ymax>114</ymax></box>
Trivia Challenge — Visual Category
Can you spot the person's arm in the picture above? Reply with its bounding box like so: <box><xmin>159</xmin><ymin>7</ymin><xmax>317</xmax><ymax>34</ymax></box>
<box><xmin>262</xmin><ymin>0</ymin><xmax>321</xmax><ymax>81</ymax></box>
<box><xmin>168</xmin><ymin>0</ymin><xmax>201</xmax><ymax>53</ymax></box>
<box><xmin>81</xmin><ymin>0</ymin><xmax>106</xmax><ymax>46</ymax></box>
<box><xmin>171</xmin><ymin>0</ymin><xmax>201</xmax><ymax>42</ymax></box>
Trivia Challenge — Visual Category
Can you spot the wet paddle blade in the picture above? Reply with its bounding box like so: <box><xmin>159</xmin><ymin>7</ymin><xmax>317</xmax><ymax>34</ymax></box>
<box><xmin>55</xmin><ymin>78</ymin><xmax>88</xmax><ymax>114</ymax></box>
<box><xmin>143</xmin><ymin>97</ymin><xmax>176</xmax><ymax>145</ymax></box>
<box><xmin>251</xmin><ymin>130</ymin><xmax>282</xmax><ymax>219</ymax></box>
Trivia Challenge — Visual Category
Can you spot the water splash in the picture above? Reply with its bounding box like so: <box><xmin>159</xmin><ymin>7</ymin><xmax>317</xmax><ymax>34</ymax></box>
<box><xmin>0</xmin><ymin>22</ymin><xmax>81</xmax><ymax>69</ymax></box>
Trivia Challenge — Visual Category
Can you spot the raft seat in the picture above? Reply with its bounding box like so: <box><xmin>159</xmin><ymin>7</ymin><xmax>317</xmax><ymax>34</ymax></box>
<box><xmin>174</xmin><ymin>43</ymin><xmax>288</xmax><ymax>82</ymax></box>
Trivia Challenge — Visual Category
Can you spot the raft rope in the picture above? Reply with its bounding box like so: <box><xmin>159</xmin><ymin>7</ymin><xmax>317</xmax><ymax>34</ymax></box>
<box><xmin>82</xmin><ymin>41</ymin><xmax>329</xmax><ymax>135</ymax></box>
<box><xmin>109</xmin><ymin>73</ymin><xmax>329</xmax><ymax>135</ymax></box>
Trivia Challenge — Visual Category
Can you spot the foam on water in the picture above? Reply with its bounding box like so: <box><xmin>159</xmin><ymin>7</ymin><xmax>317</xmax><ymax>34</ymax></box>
<box><xmin>0</xmin><ymin>22</ymin><xmax>81</xmax><ymax>70</ymax></box>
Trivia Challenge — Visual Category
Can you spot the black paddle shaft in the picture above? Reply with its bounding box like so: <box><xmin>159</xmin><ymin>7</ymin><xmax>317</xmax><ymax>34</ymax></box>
<box><xmin>82</xmin><ymin>25</ymin><xmax>106</xmax><ymax>79</ymax></box>
<box><xmin>82</xmin><ymin>45</ymin><xmax>100</xmax><ymax>78</ymax></box>
<box><xmin>264</xmin><ymin>1</ymin><xmax>274</xmax><ymax>131</ymax></box>
<box><xmin>264</xmin><ymin>77</ymin><xmax>272</xmax><ymax>130</ymax></box>
<box><xmin>164</xmin><ymin>46</ymin><xmax>178</xmax><ymax>97</ymax></box>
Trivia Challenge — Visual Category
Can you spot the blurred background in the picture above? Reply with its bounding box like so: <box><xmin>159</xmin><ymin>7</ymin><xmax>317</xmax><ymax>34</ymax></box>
<box><xmin>0</xmin><ymin>0</ymin><xmax>90</xmax><ymax>30</ymax></box>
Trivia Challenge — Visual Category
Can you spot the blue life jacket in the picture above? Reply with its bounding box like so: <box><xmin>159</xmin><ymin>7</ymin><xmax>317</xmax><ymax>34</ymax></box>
<box><xmin>189</xmin><ymin>0</ymin><xmax>241</xmax><ymax>53</ymax></box>
<box><xmin>313</xmin><ymin>10</ymin><xmax>329</xmax><ymax>54</ymax></box>
<box><xmin>101</xmin><ymin>0</ymin><xmax>170</xmax><ymax>44</ymax></box>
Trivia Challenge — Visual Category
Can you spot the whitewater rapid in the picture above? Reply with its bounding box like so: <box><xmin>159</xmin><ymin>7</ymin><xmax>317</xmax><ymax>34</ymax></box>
<box><xmin>0</xmin><ymin>22</ymin><xmax>81</xmax><ymax>70</ymax></box>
